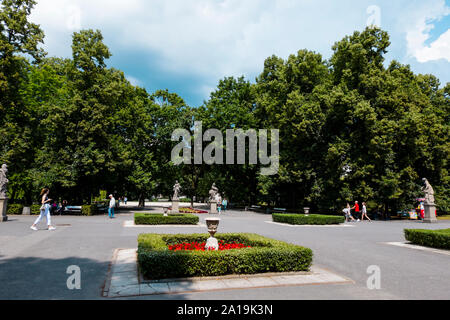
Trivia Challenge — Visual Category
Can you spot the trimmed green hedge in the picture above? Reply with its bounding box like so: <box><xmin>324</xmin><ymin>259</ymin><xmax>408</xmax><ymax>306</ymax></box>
<box><xmin>31</xmin><ymin>204</ymin><xmax>42</xmax><ymax>215</ymax></box>
<box><xmin>134</xmin><ymin>213</ymin><xmax>199</xmax><ymax>225</ymax></box>
<box><xmin>404</xmin><ymin>229</ymin><xmax>450</xmax><ymax>250</ymax></box>
<box><xmin>272</xmin><ymin>213</ymin><xmax>345</xmax><ymax>225</ymax></box>
<box><xmin>81</xmin><ymin>204</ymin><xmax>98</xmax><ymax>216</ymax></box>
<box><xmin>138</xmin><ymin>233</ymin><xmax>313</xmax><ymax>280</ymax></box>
<box><xmin>7</xmin><ymin>204</ymin><xmax>24</xmax><ymax>215</ymax></box>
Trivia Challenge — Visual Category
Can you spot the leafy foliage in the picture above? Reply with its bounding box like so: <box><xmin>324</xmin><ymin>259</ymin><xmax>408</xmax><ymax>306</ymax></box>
<box><xmin>0</xmin><ymin>1</ymin><xmax>448</xmax><ymax>216</ymax></box>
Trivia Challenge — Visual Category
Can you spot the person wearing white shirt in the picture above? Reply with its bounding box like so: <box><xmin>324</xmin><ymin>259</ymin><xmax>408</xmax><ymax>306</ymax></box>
<box><xmin>109</xmin><ymin>194</ymin><xmax>116</xmax><ymax>219</ymax></box>
<box><xmin>361</xmin><ymin>202</ymin><xmax>372</xmax><ymax>222</ymax></box>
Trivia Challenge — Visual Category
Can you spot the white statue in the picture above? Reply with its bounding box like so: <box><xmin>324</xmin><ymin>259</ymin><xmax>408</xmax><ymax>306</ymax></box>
<box><xmin>422</xmin><ymin>178</ymin><xmax>435</xmax><ymax>205</ymax></box>
<box><xmin>0</xmin><ymin>164</ymin><xmax>8</xmax><ymax>199</ymax></box>
<box><xmin>209</xmin><ymin>183</ymin><xmax>219</xmax><ymax>202</ymax></box>
<box><xmin>173</xmin><ymin>180</ymin><xmax>181</xmax><ymax>201</ymax></box>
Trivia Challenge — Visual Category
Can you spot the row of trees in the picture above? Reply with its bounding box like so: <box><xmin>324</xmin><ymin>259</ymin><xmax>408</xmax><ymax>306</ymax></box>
<box><xmin>1</xmin><ymin>0</ymin><xmax>448</xmax><ymax>214</ymax></box>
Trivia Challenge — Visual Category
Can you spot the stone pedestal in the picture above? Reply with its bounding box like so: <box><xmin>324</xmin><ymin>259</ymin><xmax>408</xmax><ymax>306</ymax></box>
<box><xmin>210</xmin><ymin>201</ymin><xmax>218</xmax><ymax>214</ymax></box>
<box><xmin>22</xmin><ymin>207</ymin><xmax>31</xmax><ymax>216</ymax></box>
<box><xmin>171</xmin><ymin>200</ymin><xmax>179</xmax><ymax>214</ymax></box>
<box><xmin>423</xmin><ymin>203</ymin><xmax>437</xmax><ymax>223</ymax></box>
<box><xmin>0</xmin><ymin>198</ymin><xmax>8</xmax><ymax>222</ymax></box>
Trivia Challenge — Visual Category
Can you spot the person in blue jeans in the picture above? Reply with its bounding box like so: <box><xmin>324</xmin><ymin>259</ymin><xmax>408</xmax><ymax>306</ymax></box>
<box><xmin>222</xmin><ymin>198</ymin><xmax>228</xmax><ymax>211</ymax></box>
<box><xmin>108</xmin><ymin>194</ymin><xmax>116</xmax><ymax>219</ymax></box>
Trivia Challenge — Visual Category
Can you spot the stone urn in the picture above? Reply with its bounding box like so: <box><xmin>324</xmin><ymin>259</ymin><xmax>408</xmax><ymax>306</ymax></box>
<box><xmin>205</xmin><ymin>217</ymin><xmax>221</xmax><ymax>251</ymax></box>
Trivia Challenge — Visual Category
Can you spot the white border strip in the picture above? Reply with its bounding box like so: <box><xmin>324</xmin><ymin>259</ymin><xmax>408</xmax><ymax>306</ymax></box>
<box><xmin>384</xmin><ymin>242</ymin><xmax>450</xmax><ymax>256</ymax></box>
<box><xmin>123</xmin><ymin>220</ymin><xmax>206</xmax><ymax>228</ymax></box>
<box><xmin>265</xmin><ymin>221</ymin><xmax>355</xmax><ymax>228</ymax></box>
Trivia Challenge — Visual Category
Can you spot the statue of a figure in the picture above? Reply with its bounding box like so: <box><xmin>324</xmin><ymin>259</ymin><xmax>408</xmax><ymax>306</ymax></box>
<box><xmin>209</xmin><ymin>183</ymin><xmax>219</xmax><ymax>202</ymax></box>
<box><xmin>422</xmin><ymin>178</ymin><xmax>435</xmax><ymax>205</ymax></box>
<box><xmin>0</xmin><ymin>164</ymin><xmax>8</xmax><ymax>199</ymax></box>
<box><xmin>173</xmin><ymin>180</ymin><xmax>181</xmax><ymax>201</ymax></box>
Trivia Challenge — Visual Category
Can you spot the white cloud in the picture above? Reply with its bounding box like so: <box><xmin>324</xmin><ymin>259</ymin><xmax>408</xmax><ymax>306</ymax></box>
<box><xmin>28</xmin><ymin>0</ymin><xmax>450</xmax><ymax>101</ymax></box>
<box><xmin>405</xmin><ymin>0</ymin><xmax>450</xmax><ymax>63</ymax></box>
<box><xmin>126</xmin><ymin>75</ymin><xmax>142</xmax><ymax>87</ymax></box>
<box><xmin>30</xmin><ymin>0</ymin><xmax>366</xmax><ymax>79</ymax></box>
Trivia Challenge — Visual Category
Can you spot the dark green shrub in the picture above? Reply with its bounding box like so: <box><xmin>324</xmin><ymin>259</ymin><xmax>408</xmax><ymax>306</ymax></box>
<box><xmin>134</xmin><ymin>213</ymin><xmax>199</xmax><ymax>225</ymax></box>
<box><xmin>7</xmin><ymin>204</ymin><xmax>24</xmax><ymax>215</ymax></box>
<box><xmin>272</xmin><ymin>213</ymin><xmax>345</xmax><ymax>225</ymax></box>
<box><xmin>31</xmin><ymin>204</ymin><xmax>42</xmax><ymax>215</ymax></box>
<box><xmin>81</xmin><ymin>204</ymin><xmax>98</xmax><ymax>216</ymax></box>
<box><xmin>404</xmin><ymin>229</ymin><xmax>450</xmax><ymax>250</ymax></box>
<box><xmin>138</xmin><ymin>233</ymin><xmax>313</xmax><ymax>280</ymax></box>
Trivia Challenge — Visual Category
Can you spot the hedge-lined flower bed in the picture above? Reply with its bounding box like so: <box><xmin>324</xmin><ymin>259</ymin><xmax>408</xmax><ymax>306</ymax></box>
<box><xmin>404</xmin><ymin>228</ymin><xmax>450</xmax><ymax>250</ymax></box>
<box><xmin>272</xmin><ymin>213</ymin><xmax>345</xmax><ymax>225</ymax></box>
<box><xmin>7</xmin><ymin>204</ymin><xmax>24</xmax><ymax>215</ymax></box>
<box><xmin>138</xmin><ymin>233</ymin><xmax>313</xmax><ymax>280</ymax></box>
<box><xmin>134</xmin><ymin>213</ymin><xmax>199</xmax><ymax>225</ymax></box>
<box><xmin>178</xmin><ymin>207</ymin><xmax>208</xmax><ymax>214</ymax></box>
<box><xmin>168</xmin><ymin>240</ymin><xmax>252</xmax><ymax>251</ymax></box>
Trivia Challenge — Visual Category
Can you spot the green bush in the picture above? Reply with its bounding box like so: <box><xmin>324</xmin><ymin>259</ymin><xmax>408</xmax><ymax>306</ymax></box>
<box><xmin>138</xmin><ymin>233</ymin><xmax>313</xmax><ymax>280</ymax></box>
<box><xmin>134</xmin><ymin>213</ymin><xmax>199</xmax><ymax>225</ymax></box>
<box><xmin>81</xmin><ymin>204</ymin><xmax>98</xmax><ymax>216</ymax></box>
<box><xmin>272</xmin><ymin>213</ymin><xmax>345</xmax><ymax>225</ymax></box>
<box><xmin>31</xmin><ymin>204</ymin><xmax>42</xmax><ymax>215</ymax></box>
<box><xmin>404</xmin><ymin>229</ymin><xmax>450</xmax><ymax>250</ymax></box>
<box><xmin>7</xmin><ymin>204</ymin><xmax>24</xmax><ymax>215</ymax></box>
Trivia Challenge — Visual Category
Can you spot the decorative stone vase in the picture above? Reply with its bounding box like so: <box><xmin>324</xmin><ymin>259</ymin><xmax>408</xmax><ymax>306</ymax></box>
<box><xmin>205</xmin><ymin>217</ymin><xmax>221</xmax><ymax>251</ymax></box>
<box><xmin>304</xmin><ymin>207</ymin><xmax>310</xmax><ymax>216</ymax></box>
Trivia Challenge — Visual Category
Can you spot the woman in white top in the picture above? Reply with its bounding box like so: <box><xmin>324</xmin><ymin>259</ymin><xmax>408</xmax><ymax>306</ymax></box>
<box><xmin>361</xmin><ymin>202</ymin><xmax>372</xmax><ymax>222</ymax></box>
<box><xmin>343</xmin><ymin>203</ymin><xmax>356</xmax><ymax>222</ymax></box>
<box><xmin>31</xmin><ymin>188</ymin><xmax>56</xmax><ymax>231</ymax></box>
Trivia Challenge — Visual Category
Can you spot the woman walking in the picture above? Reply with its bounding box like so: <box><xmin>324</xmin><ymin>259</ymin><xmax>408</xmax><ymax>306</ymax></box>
<box><xmin>31</xmin><ymin>188</ymin><xmax>56</xmax><ymax>231</ymax></box>
<box><xmin>361</xmin><ymin>202</ymin><xmax>372</xmax><ymax>222</ymax></box>
<box><xmin>343</xmin><ymin>203</ymin><xmax>356</xmax><ymax>222</ymax></box>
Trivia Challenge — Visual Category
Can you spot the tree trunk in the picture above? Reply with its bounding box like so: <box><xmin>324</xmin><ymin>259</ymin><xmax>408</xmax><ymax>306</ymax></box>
<box><xmin>138</xmin><ymin>193</ymin><xmax>145</xmax><ymax>208</ymax></box>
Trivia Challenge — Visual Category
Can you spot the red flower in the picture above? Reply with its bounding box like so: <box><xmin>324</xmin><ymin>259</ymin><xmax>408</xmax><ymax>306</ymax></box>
<box><xmin>168</xmin><ymin>241</ymin><xmax>251</xmax><ymax>251</ymax></box>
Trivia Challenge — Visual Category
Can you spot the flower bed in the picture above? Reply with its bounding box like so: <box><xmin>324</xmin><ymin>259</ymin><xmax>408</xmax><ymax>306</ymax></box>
<box><xmin>168</xmin><ymin>240</ymin><xmax>252</xmax><ymax>251</ymax></box>
<box><xmin>272</xmin><ymin>213</ymin><xmax>345</xmax><ymax>225</ymax></box>
<box><xmin>404</xmin><ymin>228</ymin><xmax>450</xmax><ymax>250</ymax></box>
<box><xmin>177</xmin><ymin>207</ymin><xmax>208</xmax><ymax>214</ymax></box>
<box><xmin>138</xmin><ymin>233</ymin><xmax>313</xmax><ymax>280</ymax></box>
<box><xmin>134</xmin><ymin>213</ymin><xmax>199</xmax><ymax>225</ymax></box>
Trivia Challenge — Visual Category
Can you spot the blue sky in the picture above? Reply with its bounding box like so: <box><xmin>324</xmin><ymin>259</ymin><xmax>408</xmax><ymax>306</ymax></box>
<box><xmin>30</xmin><ymin>0</ymin><xmax>450</xmax><ymax>107</ymax></box>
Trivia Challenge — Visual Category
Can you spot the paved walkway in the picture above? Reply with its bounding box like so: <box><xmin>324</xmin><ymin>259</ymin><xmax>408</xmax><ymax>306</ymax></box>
<box><xmin>0</xmin><ymin>208</ymin><xmax>449</xmax><ymax>300</ymax></box>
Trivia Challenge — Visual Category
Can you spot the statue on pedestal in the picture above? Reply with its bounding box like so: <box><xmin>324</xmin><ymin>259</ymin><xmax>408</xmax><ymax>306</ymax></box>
<box><xmin>422</xmin><ymin>178</ymin><xmax>435</xmax><ymax>205</ymax></box>
<box><xmin>0</xmin><ymin>164</ymin><xmax>9</xmax><ymax>222</ymax></box>
<box><xmin>173</xmin><ymin>180</ymin><xmax>181</xmax><ymax>201</ymax></box>
<box><xmin>209</xmin><ymin>183</ymin><xmax>219</xmax><ymax>202</ymax></box>
<box><xmin>0</xmin><ymin>164</ymin><xmax>8</xmax><ymax>199</ymax></box>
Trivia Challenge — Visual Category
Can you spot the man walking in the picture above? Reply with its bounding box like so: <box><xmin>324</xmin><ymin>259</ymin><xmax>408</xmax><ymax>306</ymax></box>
<box><xmin>353</xmin><ymin>201</ymin><xmax>361</xmax><ymax>222</ymax></box>
<box><xmin>108</xmin><ymin>194</ymin><xmax>116</xmax><ymax>219</ymax></box>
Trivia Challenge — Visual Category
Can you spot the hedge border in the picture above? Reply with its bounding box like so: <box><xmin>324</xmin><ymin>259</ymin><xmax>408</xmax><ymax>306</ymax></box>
<box><xmin>7</xmin><ymin>204</ymin><xmax>24</xmax><ymax>215</ymax></box>
<box><xmin>134</xmin><ymin>213</ymin><xmax>199</xmax><ymax>225</ymax></box>
<box><xmin>272</xmin><ymin>213</ymin><xmax>345</xmax><ymax>225</ymax></box>
<box><xmin>138</xmin><ymin>233</ymin><xmax>313</xmax><ymax>280</ymax></box>
<box><xmin>404</xmin><ymin>229</ymin><xmax>450</xmax><ymax>250</ymax></box>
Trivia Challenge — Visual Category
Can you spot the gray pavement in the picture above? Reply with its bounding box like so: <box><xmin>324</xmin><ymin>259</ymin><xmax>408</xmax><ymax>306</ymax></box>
<box><xmin>0</xmin><ymin>207</ymin><xmax>449</xmax><ymax>300</ymax></box>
